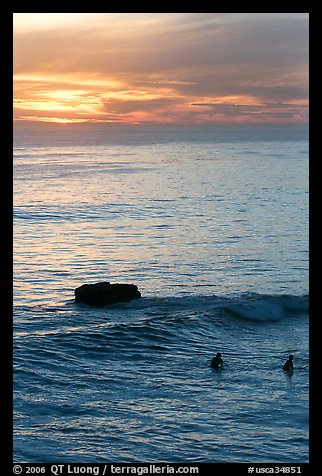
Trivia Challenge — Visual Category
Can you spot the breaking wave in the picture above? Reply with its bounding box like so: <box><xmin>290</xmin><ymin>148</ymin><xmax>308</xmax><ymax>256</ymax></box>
<box><xmin>67</xmin><ymin>292</ymin><xmax>309</xmax><ymax>324</ymax></box>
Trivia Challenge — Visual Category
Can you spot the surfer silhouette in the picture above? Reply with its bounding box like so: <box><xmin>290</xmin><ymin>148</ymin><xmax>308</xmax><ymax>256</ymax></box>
<box><xmin>283</xmin><ymin>354</ymin><xmax>294</xmax><ymax>371</ymax></box>
<box><xmin>211</xmin><ymin>352</ymin><xmax>223</xmax><ymax>369</ymax></box>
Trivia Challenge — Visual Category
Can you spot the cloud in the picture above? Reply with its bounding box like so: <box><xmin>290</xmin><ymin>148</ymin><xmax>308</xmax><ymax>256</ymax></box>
<box><xmin>191</xmin><ymin>100</ymin><xmax>308</xmax><ymax>122</ymax></box>
<box><xmin>13</xmin><ymin>13</ymin><xmax>309</xmax><ymax>124</ymax></box>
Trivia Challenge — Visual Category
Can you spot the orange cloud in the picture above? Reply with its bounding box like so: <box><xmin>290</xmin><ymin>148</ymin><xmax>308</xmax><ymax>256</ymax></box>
<box><xmin>13</xmin><ymin>13</ymin><xmax>309</xmax><ymax>125</ymax></box>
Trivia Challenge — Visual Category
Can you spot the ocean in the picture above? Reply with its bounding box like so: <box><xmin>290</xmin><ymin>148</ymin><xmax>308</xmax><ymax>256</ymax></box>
<box><xmin>13</xmin><ymin>123</ymin><xmax>309</xmax><ymax>463</ymax></box>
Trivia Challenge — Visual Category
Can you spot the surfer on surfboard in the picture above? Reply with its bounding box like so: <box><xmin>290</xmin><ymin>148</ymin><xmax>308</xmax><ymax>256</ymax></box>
<box><xmin>211</xmin><ymin>352</ymin><xmax>223</xmax><ymax>369</ymax></box>
<box><xmin>283</xmin><ymin>354</ymin><xmax>294</xmax><ymax>372</ymax></box>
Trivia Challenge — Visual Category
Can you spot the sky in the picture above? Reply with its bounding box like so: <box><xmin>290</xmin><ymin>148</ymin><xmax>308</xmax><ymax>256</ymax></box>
<box><xmin>13</xmin><ymin>13</ymin><xmax>309</xmax><ymax>125</ymax></box>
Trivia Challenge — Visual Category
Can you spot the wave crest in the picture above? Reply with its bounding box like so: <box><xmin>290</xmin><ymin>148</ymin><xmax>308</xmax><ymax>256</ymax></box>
<box><xmin>225</xmin><ymin>294</ymin><xmax>308</xmax><ymax>322</ymax></box>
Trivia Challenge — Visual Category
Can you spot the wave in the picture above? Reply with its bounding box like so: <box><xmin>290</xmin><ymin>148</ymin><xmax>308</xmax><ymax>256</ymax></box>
<box><xmin>70</xmin><ymin>292</ymin><xmax>308</xmax><ymax>323</ymax></box>
<box><xmin>224</xmin><ymin>294</ymin><xmax>308</xmax><ymax>322</ymax></box>
<box><xmin>17</xmin><ymin>292</ymin><xmax>308</xmax><ymax>325</ymax></box>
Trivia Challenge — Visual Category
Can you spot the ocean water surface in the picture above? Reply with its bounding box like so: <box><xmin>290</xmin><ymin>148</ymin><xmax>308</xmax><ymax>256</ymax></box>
<box><xmin>13</xmin><ymin>123</ymin><xmax>309</xmax><ymax>463</ymax></box>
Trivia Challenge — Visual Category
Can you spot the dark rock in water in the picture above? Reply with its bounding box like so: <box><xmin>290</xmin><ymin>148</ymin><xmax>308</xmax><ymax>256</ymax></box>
<box><xmin>75</xmin><ymin>282</ymin><xmax>141</xmax><ymax>307</ymax></box>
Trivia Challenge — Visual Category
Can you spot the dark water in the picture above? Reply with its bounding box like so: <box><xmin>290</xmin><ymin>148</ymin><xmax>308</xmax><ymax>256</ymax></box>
<box><xmin>13</xmin><ymin>124</ymin><xmax>309</xmax><ymax>462</ymax></box>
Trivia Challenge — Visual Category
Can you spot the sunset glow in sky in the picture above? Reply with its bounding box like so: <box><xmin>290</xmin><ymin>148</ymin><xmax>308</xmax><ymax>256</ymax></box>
<box><xmin>13</xmin><ymin>13</ymin><xmax>309</xmax><ymax>125</ymax></box>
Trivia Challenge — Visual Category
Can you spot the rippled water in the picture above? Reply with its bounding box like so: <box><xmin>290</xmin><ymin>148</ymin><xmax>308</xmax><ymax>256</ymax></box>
<box><xmin>13</xmin><ymin>124</ymin><xmax>309</xmax><ymax>463</ymax></box>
